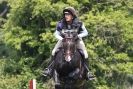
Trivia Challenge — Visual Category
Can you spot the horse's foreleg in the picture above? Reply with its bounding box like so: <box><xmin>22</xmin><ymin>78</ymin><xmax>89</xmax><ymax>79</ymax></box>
<box><xmin>53</xmin><ymin>70</ymin><xmax>62</xmax><ymax>89</ymax></box>
<box><xmin>68</xmin><ymin>68</ymin><xmax>80</xmax><ymax>79</ymax></box>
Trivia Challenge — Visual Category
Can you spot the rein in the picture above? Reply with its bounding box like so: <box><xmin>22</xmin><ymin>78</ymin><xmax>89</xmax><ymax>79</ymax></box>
<box><xmin>61</xmin><ymin>30</ymin><xmax>78</xmax><ymax>62</ymax></box>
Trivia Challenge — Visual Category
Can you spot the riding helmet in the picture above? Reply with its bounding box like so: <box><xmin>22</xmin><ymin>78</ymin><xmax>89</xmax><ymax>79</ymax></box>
<box><xmin>63</xmin><ymin>7</ymin><xmax>77</xmax><ymax>18</ymax></box>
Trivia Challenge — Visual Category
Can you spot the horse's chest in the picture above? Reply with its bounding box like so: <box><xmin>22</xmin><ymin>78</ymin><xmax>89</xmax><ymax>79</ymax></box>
<box><xmin>61</xmin><ymin>57</ymin><xmax>79</xmax><ymax>69</ymax></box>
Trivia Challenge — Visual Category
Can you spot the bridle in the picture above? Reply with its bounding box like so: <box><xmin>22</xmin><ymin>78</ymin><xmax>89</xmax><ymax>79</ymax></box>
<box><xmin>61</xmin><ymin>30</ymin><xmax>78</xmax><ymax>62</ymax></box>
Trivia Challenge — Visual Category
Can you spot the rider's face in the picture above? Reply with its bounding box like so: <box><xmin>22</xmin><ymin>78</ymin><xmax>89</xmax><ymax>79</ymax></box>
<box><xmin>64</xmin><ymin>12</ymin><xmax>73</xmax><ymax>22</ymax></box>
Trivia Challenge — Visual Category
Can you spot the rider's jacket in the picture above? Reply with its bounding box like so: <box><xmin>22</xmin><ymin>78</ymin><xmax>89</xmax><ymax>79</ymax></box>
<box><xmin>54</xmin><ymin>18</ymin><xmax>88</xmax><ymax>40</ymax></box>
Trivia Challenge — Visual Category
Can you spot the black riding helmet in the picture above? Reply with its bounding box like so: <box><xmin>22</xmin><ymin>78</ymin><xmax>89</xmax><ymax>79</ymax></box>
<box><xmin>63</xmin><ymin>7</ymin><xmax>77</xmax><ymax>18</ymax></box>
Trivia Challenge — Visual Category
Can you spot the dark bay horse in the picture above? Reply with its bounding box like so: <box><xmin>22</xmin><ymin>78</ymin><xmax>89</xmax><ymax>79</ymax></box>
<box><xmin>53</xmin><ymin>30</ymin><xmax>87</xmax><ymax>89</ymax></box>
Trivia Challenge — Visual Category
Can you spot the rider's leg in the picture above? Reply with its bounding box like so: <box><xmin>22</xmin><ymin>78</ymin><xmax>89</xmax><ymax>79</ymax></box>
<box><xmin>76</xmin><ymin>38</ymin><xmax>88</xmax><ymax>58</ymax></box>
<box><xmin>43</xmin><ymin>40</ymin><xmax>62</xmax><ymax>76</ymax></box>
<box><xmin>76</xmin><ymin>39</ymin><xmax>94</xmax><ymax>80</ymax></box>
<box><xmin>52</xmin><ymin>40</ymin><xmax>63</xmax><ymax>56</ymax></box>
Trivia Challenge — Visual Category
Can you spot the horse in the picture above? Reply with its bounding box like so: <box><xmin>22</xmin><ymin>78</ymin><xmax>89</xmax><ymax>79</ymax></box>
<box><xmin>52</xmin><ymin>30</ymin><xmax>87</xmax><ymax>89</ymax></box>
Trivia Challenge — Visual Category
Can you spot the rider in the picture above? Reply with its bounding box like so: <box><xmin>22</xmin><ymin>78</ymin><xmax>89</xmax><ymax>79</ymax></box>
<box><xmin>43</xmin><ymin>7</ymin><xmax>94</xmax><ymax>80</ymax></box>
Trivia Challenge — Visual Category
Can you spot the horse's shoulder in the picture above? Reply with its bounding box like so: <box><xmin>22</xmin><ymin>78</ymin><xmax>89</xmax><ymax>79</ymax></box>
<box><xmin>74</xmin><ymin>49</ymin><xmax>84</xmax><ymax>58</ymax></box>
<box><xmin>55</xmin><ymin>48</ymin><xmax>63</xmax><ymax>56</ymax></box>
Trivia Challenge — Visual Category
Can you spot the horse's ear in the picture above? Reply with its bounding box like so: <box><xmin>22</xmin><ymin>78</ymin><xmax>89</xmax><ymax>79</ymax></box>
<box><xmin>73</xmin><ymin>32</ymin><xmax>78</xmax><ymax>37</ymax></box>
<box><xmin>73</xmin><ymin>34</ymin><xmax>79</xmax><ymax>41</ymax></box>
<box><xmin>62</xmin><ymin>38</ymin><xmax>65</xmax><ymax>42</ymax></box>
<box><xmin>60</xmin><ymin>32</ymin><xmax>65</xmax><ymax>38</ymax></box>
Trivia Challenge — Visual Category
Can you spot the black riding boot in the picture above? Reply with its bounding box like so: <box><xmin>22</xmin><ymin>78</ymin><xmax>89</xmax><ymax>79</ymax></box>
<box><xmin>83</xmin><ymin>58</ymin><xmax>95</xmax><ymax>80</ymax></box>
<box><xmin>42</xmin><ymin>56</ymin><xmax>55</xmax><ymax>77</ymax></box>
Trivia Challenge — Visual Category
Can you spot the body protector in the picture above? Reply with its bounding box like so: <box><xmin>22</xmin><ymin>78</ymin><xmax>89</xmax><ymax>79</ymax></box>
<box><xmin>52</xmin><ymin>18</ymin><xmax>88</xmax><ymax>59</ymax></box>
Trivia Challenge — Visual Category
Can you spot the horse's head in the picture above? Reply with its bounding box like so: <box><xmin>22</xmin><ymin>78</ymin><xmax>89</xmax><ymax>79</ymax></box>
<box><xmin>61</xmin><ymin>30</ymin><xmax>78</xmax><ymax>62</ymax></box>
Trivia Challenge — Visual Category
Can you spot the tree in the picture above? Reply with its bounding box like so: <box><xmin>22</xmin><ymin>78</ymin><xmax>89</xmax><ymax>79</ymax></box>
<box><xmin>1</xmin><ymin>0</ymin><xmax>133</xmax><ymax>88</ymax></box>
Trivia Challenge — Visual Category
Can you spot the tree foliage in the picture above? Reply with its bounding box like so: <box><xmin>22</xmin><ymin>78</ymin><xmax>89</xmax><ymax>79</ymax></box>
<box><xmin>0</xmin><ymin>0</ymin><xmax>133</xmax><ymax>89</ymax></box>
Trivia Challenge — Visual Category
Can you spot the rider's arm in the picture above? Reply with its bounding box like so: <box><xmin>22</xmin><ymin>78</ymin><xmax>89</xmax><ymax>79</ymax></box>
<box><xmin>78</xmin><ymin>23</ymin><xmax>88</xmax><ymax>38</ymax></box>
<box><xmin>54</xmin><ymin>22</ymin><xmax>63</xmax><ymax>40</ymax></box>
<box><xmin>54</xmin><ymin>30</ymin><xmax>63</xmax><ymax>40</ymax></box>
